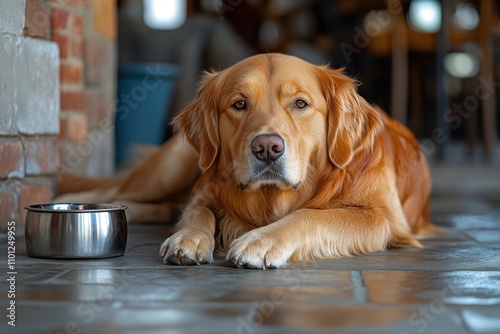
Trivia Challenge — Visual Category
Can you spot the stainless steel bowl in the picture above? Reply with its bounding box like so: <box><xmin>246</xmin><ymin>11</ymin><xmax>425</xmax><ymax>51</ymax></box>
<box><xmin>25</xmin><ymin>203</ymin><xmax>128</xmax><ymax>259</ymax></box>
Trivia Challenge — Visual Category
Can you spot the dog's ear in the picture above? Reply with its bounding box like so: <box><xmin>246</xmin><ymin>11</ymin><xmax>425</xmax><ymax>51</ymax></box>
<box><xmin>317</xmin><ymin>67</ymin><xmax>383</xmax><ymax>169</ymax></box>
<box><xmin>173</xmin><ymin>71</ymin><xmax>220</xmax><ymax>171</ymax></box>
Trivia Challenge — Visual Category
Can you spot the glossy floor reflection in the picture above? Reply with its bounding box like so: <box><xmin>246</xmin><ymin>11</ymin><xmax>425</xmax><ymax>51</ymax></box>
<box><xmin>1</xmin><ymin>165</ymin><xmax>500</xmax><ymax>333</ymax></box>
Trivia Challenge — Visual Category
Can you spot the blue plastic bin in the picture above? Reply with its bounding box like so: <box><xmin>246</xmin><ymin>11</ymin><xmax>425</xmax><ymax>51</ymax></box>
<box><xmin>115</xmin><ymin>63</ymin><xmax>179</xmax><ymax>165</ymax></box>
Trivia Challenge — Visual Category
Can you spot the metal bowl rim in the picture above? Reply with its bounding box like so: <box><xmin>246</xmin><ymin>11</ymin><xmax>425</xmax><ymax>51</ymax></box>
<box><xmin>25</xmin><ymin>203</ymin><xmax>128</xmax><ymax>213</ymax></box>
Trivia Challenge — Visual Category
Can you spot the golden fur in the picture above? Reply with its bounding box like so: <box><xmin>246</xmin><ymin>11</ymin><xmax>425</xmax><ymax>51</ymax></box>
<box><xmin>55</xmin><ymin>54</ymin><xmax>434</xmax><ymax>269</ymax></box>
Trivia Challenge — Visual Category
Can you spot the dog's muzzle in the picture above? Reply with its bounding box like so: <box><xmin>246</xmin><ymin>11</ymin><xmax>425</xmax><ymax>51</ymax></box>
<box><xmin>239</xmin><ymin>133</ymin><xmax>299</xmax><ymax>190</ymax></box>
<box><xmin>251</xmin><ymin>134</ymin><xmax>285</xmax><ymax>163</ymax></box>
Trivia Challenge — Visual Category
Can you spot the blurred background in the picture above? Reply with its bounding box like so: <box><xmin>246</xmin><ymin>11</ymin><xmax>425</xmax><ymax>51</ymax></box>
<box><xmin>116</xmin><ymin>0</ymin><xmax>500</xmax><ymax>166</ymax></box>
<box><xmin>0</xmin><ymin>0</ymin><xmax>499</xmax><ymax>227</ymax></box>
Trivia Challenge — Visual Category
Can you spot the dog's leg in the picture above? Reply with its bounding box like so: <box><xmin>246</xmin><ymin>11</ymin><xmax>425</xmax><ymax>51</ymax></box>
<box><xmin>159</xmin><ymin>206</ymin><xmax>216</xmax><ymax>265</ymax></box>
<box><xmin>226</xmin><ymin>206</ymin><xmax>422</xmax><ymax>269</ymax></box>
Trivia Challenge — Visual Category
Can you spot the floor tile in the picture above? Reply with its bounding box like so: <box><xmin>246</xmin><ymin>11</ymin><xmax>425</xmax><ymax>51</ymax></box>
<box><xmin>363</xmin><ymin>271</ymin><xmax>500</xmax><ymax>305</ymax></box>
<box><xmin>258</xmin><ymin>304</ymin><xmax>467</xmax><ymax>334</ymax></box>
<box><xmin>2</xmin><ymin>167</ymin><xmax>500</xmax><ymax>333</ymax></box>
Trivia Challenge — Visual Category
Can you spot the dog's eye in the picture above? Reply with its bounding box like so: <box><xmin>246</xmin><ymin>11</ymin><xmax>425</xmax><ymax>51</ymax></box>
<box><xmin>232</xmin><ymin>100</ymin><xmax>247</xmax><ymax>111</ymax></box>
<box><xmin>294</xmin><ymin>99</ymin><xmax>308</xmax><ymax>109</ymax></box>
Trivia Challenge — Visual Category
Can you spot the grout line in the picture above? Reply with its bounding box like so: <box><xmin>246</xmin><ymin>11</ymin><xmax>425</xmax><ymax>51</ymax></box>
<box><xmin>349</xmin><ymin>270</ymin><xmax>367</xmax><ymax>303</ymax></box>
<box><xmin>45</xmin><ymin>269</ymin><xmax>73</xmax><ymax>284</ymax></box>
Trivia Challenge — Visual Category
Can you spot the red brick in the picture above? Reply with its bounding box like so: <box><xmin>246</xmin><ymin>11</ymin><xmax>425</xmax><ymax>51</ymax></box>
<box><xmin>48</xmin><ymin>0</ymin><xmax>92</xmax><ymax>7</ymax></box>
<box><xmin>51</xmin><ymin>7</ymin><xmax>69</xmax><ymax>31</ymax></box>
<box><xmin>71</xmin><ymin>36</ymin><xmax>84</xmax><ymax>58</ymax></box>
<box><xmin>58</xmin><ymin>141</ymin><xmax>90</xmax><ymax>174</ymax></box>
<box><xmin>19</xmin><ymin>182</ymin><xmax>54</xmax><ymax>224</ymax></box>
<box><xmin>25</xmin><ymin>138</ymin><xmax>60</xmax><ymax>175</ymax></box>
<box><xmin>86</xmin><ymin>88</ymin><xmax>114</xmax><ymax>128</ymax></box>
<box><xmin>52</xmin><ymin>32</ymin><xmax>68</xmax><ymax>58</ymax></box>
<box><xmin>61</xmin><ymin>90</ymin><xmax>87</xmax><ymax>112</ymax></box>
<box><xmin>25</xmin><ymin>0</ymin><xmax>51</xmax><ymax>38</ymax></box>
<box><xmin>60</xmin><ymin>63</ymin><xmax>84</xmax><ymax>84</ymax></box>
<box><xmin>56</xmin><ymin>143</ymin><xmax>68</xmax><ymax>170</ymax></box>
<box><xmin>0</xmin><ymin>183</ymin><xmax>19</xmax><ymax>230</ymax></box>
<box><xmin>85</xmin><ymin>37</ymin><xmax>112</xmax><ymax>85</ymax></box>
<box><xmin>70</xmin><ymin>12</ymin><xmax>84</xmax><ymax>35</ymax></box>
<box><xmin>60</xmin><ymin>112</ymin><xmax>88</xmax><ymax>141</ymax></box>
<box><xmin>0</xmin><ymin>141</ymin><xmax>25</xmax><ymax>179</ymax></box>
<box><xmin>57</xmin><ymin>143</ymin><xmax>72</xmax><ymax>173</ymax></box>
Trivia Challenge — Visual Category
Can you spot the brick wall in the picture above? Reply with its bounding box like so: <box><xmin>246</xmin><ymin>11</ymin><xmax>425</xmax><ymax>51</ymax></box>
<box><xmin>50</xmin><ymin>0</ymin><xmax>117</xmax><ymax>177</ymax></box>
<box><xmin>0</xmin><ymin>0</ymin><xmax>59</xmax><ymax>231</ymax></box>
<box><xmin>0</xmin><ymin>0</ymin><xmax>116</xmax><ymax>232</ymax></box>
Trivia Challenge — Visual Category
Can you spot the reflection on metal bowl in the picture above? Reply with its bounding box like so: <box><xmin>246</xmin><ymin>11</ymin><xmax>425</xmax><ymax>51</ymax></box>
<box><xmin>24</xmin><ymin>203</ymin><xmax>128</xmax><ymax>259</ymax></box>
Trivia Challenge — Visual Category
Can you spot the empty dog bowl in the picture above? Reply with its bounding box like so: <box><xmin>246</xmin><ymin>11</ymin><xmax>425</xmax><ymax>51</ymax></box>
<box><xmin>25</xmin><ymin>203</ymin><xmax>128</xmax><ymax>259</ymax></box>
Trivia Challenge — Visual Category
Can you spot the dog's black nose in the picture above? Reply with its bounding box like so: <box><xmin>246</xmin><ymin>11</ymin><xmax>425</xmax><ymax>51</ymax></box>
<box><xmin>251</xmin><ymin>134</ymin><xmax>285</xmax><ymax>162</ymax></box>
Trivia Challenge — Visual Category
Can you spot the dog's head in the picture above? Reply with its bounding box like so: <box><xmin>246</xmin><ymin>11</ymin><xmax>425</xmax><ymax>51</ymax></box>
<box><xmin>174</xmin><ymin>54</ymin><xmax>383</xmax><ymax>190</ymax></box>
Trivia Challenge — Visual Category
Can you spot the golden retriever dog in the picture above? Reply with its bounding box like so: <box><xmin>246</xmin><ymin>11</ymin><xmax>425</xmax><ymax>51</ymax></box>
<box><xmin>55</xmin><ymin>53</ymin><xmax>434</xmax><ymax>269</ymax></box>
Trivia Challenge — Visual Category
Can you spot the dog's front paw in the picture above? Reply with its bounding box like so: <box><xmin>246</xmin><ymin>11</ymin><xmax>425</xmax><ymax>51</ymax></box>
<box><xmin>226</xmin><ymin>230</ymin><xmax>292</xmax><ymax>269</ymax></box>
<box><xmin>159</xmin><ymin>228</ymin><xmax>215</xmax><ymax>265</ymax></box>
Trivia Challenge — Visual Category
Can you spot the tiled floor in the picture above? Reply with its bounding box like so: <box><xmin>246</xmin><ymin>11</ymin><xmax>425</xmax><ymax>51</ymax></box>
<box><xmin>1</xmin><ymin>165</ymin><xmax>500</xmax><ymax>334</ymax></box>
